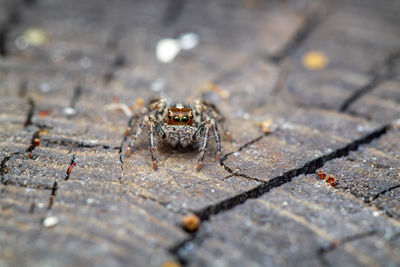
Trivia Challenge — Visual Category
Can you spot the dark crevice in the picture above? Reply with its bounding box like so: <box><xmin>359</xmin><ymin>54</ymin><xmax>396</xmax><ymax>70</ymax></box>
<box><xmin>0</xmin><ymin>3</ymin><xmax>23</xmax><ymax>57</ymax></box>
<box><xmin>317</xmin><ymin>230</ymin><xmax>378</xmax><ymax>266</ymax></box>
<box><xmin>268</xmin><ymin>11</ymin><xmax>324</xmax><ymax>63</ymax></box>
<box><xmin>339</xmin><ymin>51</ymin><xmax>400</xmax><ymax>111</ymax></box>
<box><xmin>40</xmin><ymin>137</ymin><xmax>120</xmax><ymax>150</ymax></box>
<box><xmin>0</xmin><ymin>155</ymin><xmax>12</xmax><ymax>185</ymax></box>
<box><xmin>65</xmin><ymin>155</ymin><xmax>76</xmax><ymax>180</ymax></box>
<box><xmin>0</xmin><ymin>26</ymin><xmax>9</xmax><ymax>57</ymax></box>
<box><xmin>26</xmin><ymin>130</ymin><xmax>40</xmax><ymax>154</ymax></box>
<box><xmin>70</xmin><ymin>86</ymin><xmax>83</xmax><ymax>109</ymax></box>
<box><xmin>162</xmin><ymin>0</ymin><xmax>185</xmax><ymax>26</ymax></box>
<box><xmin>47</xmin><ymin>181</ymin><xmax>58</xmax><ymax>210</ymax></box>
<box><xmin>103</xmin><ymin>53</ymin><xmax>126</xmax><ymax>83</ymax></box>
<box><xmin>23</xmin><ymin>0</ymin><xmax>37</xmax><ymax>6</ymax></box>
<box><xmin>24</xmin><ymin>98</ymin><xmax>35</xmax><ymax>128</ymax></box>
<box><xmin>169</xmin><ymin>124</ymin><xmax>390</xmax><ymax>264</ymax></box>
<box><xmin>371</xmin><ymin>184</ymin><xmax>400</xmax><ymax>202</ymax></box>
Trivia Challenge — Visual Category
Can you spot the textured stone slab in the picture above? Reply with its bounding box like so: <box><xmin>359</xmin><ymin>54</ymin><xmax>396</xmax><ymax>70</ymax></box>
<box><xmin>224</xmin><ymin>106</ymin><xmax>378</xmax><ymax>182</ymax></box>
<box><xmin>182</xmin><ymin>176</ymin><xmax>400</xmax><ymax>266</ymax></box>
<box><xmin>321</xmin><ymin>127</ymin><xmax>400</xmax><ymax>218</ymax></box>
<box><xmin>348</xmin><ymin>80</ymin><xmax>400</xmax><ymax>122</ymax></box>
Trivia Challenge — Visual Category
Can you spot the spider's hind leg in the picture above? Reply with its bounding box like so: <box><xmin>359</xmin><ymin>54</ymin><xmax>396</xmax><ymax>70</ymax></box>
<box><xmin>125</xmin><ymin>116</ymin><xmax>148</xmax><ymax>157</ymax></box>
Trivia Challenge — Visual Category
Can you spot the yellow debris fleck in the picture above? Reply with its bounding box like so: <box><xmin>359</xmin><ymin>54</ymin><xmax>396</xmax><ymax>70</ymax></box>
<box><xmin>202</xmin><ymin>82</ymin><xmax>230</xmax><ymax>99</ymax></box>
<box><xmin>256</xmin><ymin>118</ymin><xmax>273</xmax><ymax>133</ymax></box>
<box><xmin>302</xmin><ymin>51</ymin><xmax>329</xmax><ymax>70</ymax></box>
<box><xmin>162</xmin><ymin>261</ymin><xmax>182</xmax><ymax>267</ymax></box>
<box><xmin>24</xmin><ymin>28</ymin><xmax>48</xmax><ymax>46</ymax></box>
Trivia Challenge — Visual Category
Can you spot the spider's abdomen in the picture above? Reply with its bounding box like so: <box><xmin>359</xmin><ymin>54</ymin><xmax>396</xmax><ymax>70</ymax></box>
<box><xmin>165</xmin><ymin>125</ymin><xmax>196</xmax><ymax>148</ymax></box>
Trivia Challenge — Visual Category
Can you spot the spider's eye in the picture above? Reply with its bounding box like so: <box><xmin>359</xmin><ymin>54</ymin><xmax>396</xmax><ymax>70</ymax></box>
<box><xmin>173</xmin><ymin>116</ymin><xmax>180</xmax><ymax>123</ymax></box>
<box><xmin>190</xmin><ymin>114</ymin><xmax>193</xmax><ymax>119</ymax></box>
<box><xmin>181</xmin><ymin>116</ymin><xmax>189</xmax><ymax>123</ymax></box>
<box><xmin>168</xmin><ymin>114</ymin><xmax>172</xmax><ymax>119</ymax></box>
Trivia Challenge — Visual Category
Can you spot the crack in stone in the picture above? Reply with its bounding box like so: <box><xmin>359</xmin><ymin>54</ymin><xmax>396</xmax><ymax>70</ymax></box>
<box><xmin>317</xmin><ymin>230</ymin><xmax>378</xmax><ymax>266</ymax></box>
<box><xmin>23</xmin><ymin>98</ymin><xmax>35</xmax><ymax>128</ymax></box>
<box><xmin>220</xmin><ymin>134</ymin><xmax>268</xmax><ymax>183</ymax></box>
<box><xmin>65</xmin><ymin>154</ymin><xmax>76</xmax><ymax>180</ymax></box>
<box><xmin>268</xmin><ymin>9</ymin><xmax>325</xmax><ymax>63</ymax></box>
<box><xmin>169</xmin><ymin>124</ymin><xmax>390</xmax><ymax>265</ymax></box>
<box><xmin>70</xmin><ymin>85</ymin><xmax>83</xmax><ymax>109</ymax></box>
<box><xmin>41</xmin><ymin>137</ymin><xmax>120</xmax><ymax>150</ymax></box>
<box><xmin>47</xmin><ymin>181</ymin><xmax>58</xmax><ymax>210</ymax></box>
<box><xmin>371</xmin><ymin>184</ymin><xmax>400</xmax><ymax>202</ymax></box>
<box><xmin>339</xmin><ymin>50</ymin><xmax>400</xmax><ymax>112</ymax></box>
<box><xmin>162</xmin><ymin>0</ymin><xmax>185</xmax><ymax>26</ymax></box>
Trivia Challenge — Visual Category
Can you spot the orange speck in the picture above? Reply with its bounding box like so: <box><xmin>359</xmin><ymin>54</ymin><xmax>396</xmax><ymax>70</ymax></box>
<box><xmin>33</xmin><ymin>138</ymin><xmax>40</xmax><ymax>147</ymax></box>
<box><xmin>256</xmin><ymin>119</ymin><xmax>273</xmax><ymax>133</ymax></box>
<box><xmin>39</xmin><ymin>110</ymin><xmax>52</xmax><ymax>117</ymax></box>
<box><xmin>326</xmin><ymin>175</ymin><xmax>337</xmax><ymax>187</ymax></box>
<box><xmin>318</xmin><ymin>170</ymin><xmax>327</xmax><ymax>180</ymax></box>
<box><xmin>302</xmin><ymin>51</ymin><xmax>329</xmax><ymax>70</ymax></box>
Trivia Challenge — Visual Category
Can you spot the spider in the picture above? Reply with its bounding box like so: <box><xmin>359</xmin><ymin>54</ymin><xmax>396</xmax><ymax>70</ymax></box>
<box><xmin>124</xmin><ymin>97</ymin><xmax>226</xmax><ymax>171</ymax></box>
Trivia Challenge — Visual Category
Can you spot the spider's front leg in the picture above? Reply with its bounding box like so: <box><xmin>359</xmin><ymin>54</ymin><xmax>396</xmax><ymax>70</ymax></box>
<box><xmin>147</xmin><ymin>118</ymin><xmax>166</xmax><ymax>170</ymax></box>
<box><xmin>194</xmin><ymin>119</ymin><xmax>221</xmax><ymax>171</ymax></box>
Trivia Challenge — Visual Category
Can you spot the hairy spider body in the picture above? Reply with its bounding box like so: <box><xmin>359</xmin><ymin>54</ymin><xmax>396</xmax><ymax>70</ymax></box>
<box><xmin>124</xmin><ymin>97</ymin><xmax>224</xmax><ymax>171</ymax></box>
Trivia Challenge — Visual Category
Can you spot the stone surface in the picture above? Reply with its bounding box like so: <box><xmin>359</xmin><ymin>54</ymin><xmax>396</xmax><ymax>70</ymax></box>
<box><xmin>1</xmin><ymin>0</ymin><xmax>400</xmax><ymax>266</ymax></box>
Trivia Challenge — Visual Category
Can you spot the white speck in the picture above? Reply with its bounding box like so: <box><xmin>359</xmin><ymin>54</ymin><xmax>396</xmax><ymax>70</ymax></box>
<box><xmin>150</xmin><ymin>80</ymin><xmax>165</xmax><ymax>92</ymax></box>
<box><xmin>80</xmin><ymin>56</ymin><xmax>92</xmax><ymax>69</ymax></box>
<box><xmin>40</xmin><ymin>83</ymin><xmax>51</xmax><ymax>93</ymax></box>
<box><xmin>373</xmin><ymin>211</ymin><xmax>379</xmax><ymax>217</ymax></box>
<box><xmin>243</xmin><ymin>113</ymin><xmax>250</xmax><ymax>120</ymax></box>
<box><xmin>43</xmin><ymin>216</ymin><xmax>58</xmax><ymax>228</ymax></box>
<box><xmin>15</xmin><ymin>36</ymin><xmax>29</xmax><ymax>50</ymax></box>
<box><xmin>178</xmin><ymin>32</ymin><xmax>199</xmax><ymax>50</ymax></box>
<box><xmin>283</xmin><ymin>201</ymin><xmax>288</xmax><ymax>206</ymax></box>
<box><xmin>64</xmin><ymin>107</ymin><xmax>76</xmax><ymax>115</ymax></box>
<box><xmin>357</xmin><ymin>125</ymin><xmax>365</xmax><ymax>132</ymax></box>
<box><xmin>211</xmin><ymin>189</ymin><xmax>215</xmax><ymax>193</ymax></box>
<box><xmin>182</xmin><ymin>202</ymin><xmax>187</xmax><ymax>208</ymax></box>
<box><xmin>86</xmin><ymin>198</ymin><xmax>95</xmax><ymax>204</ymax></box>
<box><xmin>37</xmin><ymin>202</ymin><xmax>44</xmax><ymax>208</ymax></box>
<box><xmin>156</xmin><ymin>38</ymin><xmax>181</xmax><ymax>63</ymax></box>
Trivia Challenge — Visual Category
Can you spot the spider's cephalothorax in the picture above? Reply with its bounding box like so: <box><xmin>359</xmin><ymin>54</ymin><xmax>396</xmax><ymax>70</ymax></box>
<box><xmin>124</xmin><ymin>98</ymin><xmax>223</xmax><ymax>171</ymax></box>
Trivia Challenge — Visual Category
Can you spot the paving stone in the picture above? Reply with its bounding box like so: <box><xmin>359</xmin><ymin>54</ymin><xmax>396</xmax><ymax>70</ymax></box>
<box><xmin>183</xmin><ymin>176</ymin><xmax>400</xmax><ymax>266</ymax></box>
<box><xmin>321</xmin><ymin>127</ymin><xmax>400</xmax><ymax>219</ymax></box>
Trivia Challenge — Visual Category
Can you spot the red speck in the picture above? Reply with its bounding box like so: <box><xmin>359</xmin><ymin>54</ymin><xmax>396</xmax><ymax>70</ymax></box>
<box><xmin>66</xmin><ymin>162</ymin><xmax>76</xmax><ymax>179</ymax></box>
<box><xmin>326</xmin><ymin>175</ymin><xmax>337</xmax><ymax>187</ymax></box>
<box><xmin>318</xmin><ymin>170</ymin><xmax>327</xmax><ymax>180</ymax></box>
<box><xmin>113</xmin><ymin>96</ymin><xmax>120</xmax><ymax>103</ymax></box>
<box><xmin>39</xmin><ymin>110</ymin><xmax>52</xmax><ymax>117</ymax></box>
<box><xmin>34</xmin><ymin>138</ymin><xmax>40</xmax><ymax>147</ymax></box>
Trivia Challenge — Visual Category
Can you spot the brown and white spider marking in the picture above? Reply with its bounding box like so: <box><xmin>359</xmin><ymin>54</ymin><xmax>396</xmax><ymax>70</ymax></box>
<box><xmin>124</xmin><ymin>97</ymin><xmax>225</xmax><ymax>171</ymax></box>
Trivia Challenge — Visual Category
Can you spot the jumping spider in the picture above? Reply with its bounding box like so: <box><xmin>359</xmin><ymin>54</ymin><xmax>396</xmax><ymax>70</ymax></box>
<box><xmin>124</xmin><ymin>97</ymin><xmax>225</xmax><ymax>171</ymax></box>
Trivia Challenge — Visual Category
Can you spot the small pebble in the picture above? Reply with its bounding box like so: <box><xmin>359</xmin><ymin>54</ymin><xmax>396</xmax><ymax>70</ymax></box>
<box><xmin>64</xmin><ymin>107</ymin><xmax>76</xmax><ymax>116</ymax></box>
<box><xmin>43</xmin><ymin>216</ymin><xmax>58</xmax><ymax>228</ymax></box>
<box><xmin>183</xmin><ymin>213</ymin><xmax>200</xmax><ymax>232</ymax></box>
<box><xmin>178</xmin><ymin>32</ymin><xmax>199</xmax><ymax>50</ymax></box>
<box><xmin>156</xmin><ymin>38</ymin><xmax>180</xmax><ymax>63</ymax></box>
